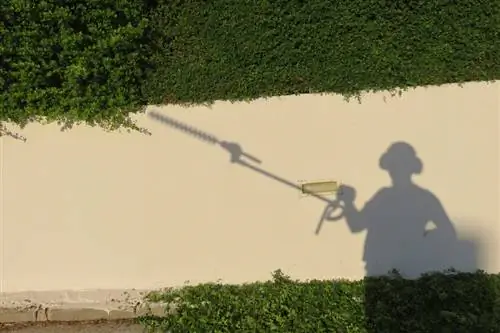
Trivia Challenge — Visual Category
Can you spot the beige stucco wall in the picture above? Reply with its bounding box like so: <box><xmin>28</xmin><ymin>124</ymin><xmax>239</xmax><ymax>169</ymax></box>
<box><xmin>1</xmin><ymin>81</ymin><xmax>499</xmax><ymax>292</ymax></box>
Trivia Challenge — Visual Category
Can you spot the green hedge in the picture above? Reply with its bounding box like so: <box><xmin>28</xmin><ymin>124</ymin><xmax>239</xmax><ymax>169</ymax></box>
<box><xmin>145</xmin><ymin>0</ymin><xmax>500</xmax><ymax>105</ymax></box>
<box><xmin>139</xmin><ymin>270</ymin><xmax>500</xmax><ymax>333</ymax></box>
<box><xmin>0</xmin><ymin>0</ymin><xmax>158</xmax><ymax>129</ymax></box>
<box><xmin>1</xmin><ymin>0</ymin><xmax>499</xmax><ymax>130</ymax></box>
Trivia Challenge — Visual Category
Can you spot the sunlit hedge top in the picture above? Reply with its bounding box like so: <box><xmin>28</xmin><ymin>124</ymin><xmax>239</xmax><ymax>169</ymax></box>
<box><xmin>1</xmin><ymin>0</ymin><xmax>499</xmax><ymax>129</ymax></box>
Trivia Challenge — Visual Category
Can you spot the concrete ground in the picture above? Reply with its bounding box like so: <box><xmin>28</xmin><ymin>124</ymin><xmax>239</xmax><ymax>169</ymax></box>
<box><xmin>0</xmin><ymin>320</ymin><xmax>149</xmax><ymax>333</ymax></box>
<box><xmin>0</xmin><ymin>290</ymin><xmax>169</xmax><ymax>332</ymax></box>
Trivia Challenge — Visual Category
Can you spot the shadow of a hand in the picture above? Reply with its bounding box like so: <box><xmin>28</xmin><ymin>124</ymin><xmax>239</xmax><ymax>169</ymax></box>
<box><xmin>338</xmin><ymin>184</ymin><xmax>356</xmax><ymax>203</ymax></box>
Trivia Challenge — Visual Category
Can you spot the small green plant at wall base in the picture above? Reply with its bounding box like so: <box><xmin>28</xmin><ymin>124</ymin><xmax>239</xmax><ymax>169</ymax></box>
<box><xmin>138</xmin><ymin>269</ymin><xmax>500</xmax><ymax>333</ymax></box>
<box><xmin>1</xmin><ymin>0</ymin><xmax>499</xmax><ymax>130</ymax></box>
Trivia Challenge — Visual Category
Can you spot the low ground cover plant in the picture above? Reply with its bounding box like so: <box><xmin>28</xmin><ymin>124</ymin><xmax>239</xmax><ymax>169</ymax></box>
<box><xmin>139</xmin><ymin>269</ymin><xmax>500</xmax><ymax>333</ymax></box>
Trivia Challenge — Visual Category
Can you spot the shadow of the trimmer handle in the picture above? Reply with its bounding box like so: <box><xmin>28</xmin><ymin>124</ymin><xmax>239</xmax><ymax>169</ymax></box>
<box><xmin>241</xmin><ymin>152</ymin><xmax>262</xmax><ymax>164</ymax></box>
<box><xmin>315</xmin><ymin>199</ymin><xmax>345</xmax><ymax>235</ymax></box>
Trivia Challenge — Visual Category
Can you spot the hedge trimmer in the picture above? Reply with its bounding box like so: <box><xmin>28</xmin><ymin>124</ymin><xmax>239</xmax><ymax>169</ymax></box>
<box><xmin>148</xmin><ymin>110</ymin><xmax>344</xmax><ymax>234</ymax></box>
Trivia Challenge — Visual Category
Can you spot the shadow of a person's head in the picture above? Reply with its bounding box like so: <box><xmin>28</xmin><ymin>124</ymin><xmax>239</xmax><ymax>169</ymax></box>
<box><xmin>379</xmin><ymin>141</ymin><xmax>423</xmax><ymax>188</ymax></box>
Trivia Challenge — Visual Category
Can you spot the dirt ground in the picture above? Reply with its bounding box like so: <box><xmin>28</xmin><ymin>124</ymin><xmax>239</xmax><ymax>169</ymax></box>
<box><xmin>0</xmin><ymin>320</ymin><xmax>152</xmax><ymax>333</ymax></box>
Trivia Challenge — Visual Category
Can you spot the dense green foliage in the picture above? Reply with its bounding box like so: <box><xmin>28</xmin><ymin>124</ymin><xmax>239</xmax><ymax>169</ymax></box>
<box><xmin>139</xmin><ymin>270</ymin><xmax>500</xmax><ymax>333</ymax></box>
<box><xmin>2</xmin><ymin>0</ymin><xmax>499</xmax><ymax>129</ymax></box>
<box><xmin>146</xmin><ymin>0</ymin><xmax>500</xmax><ymax>105</ymax></box>
<box><xmin>1</xmin><ymin>0</ymin><xmax>158</xmax><ymax>129</ymax></box>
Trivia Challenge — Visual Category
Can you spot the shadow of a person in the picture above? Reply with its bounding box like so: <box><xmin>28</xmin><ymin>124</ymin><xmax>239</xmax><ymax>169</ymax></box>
<box><xmin>324</xmin><ymin>142</ymin><xmax>496</xmax><ymax>332</ymax></box>
<box><xmin>327</xmin><ymin>141</ymin><xmax>459</xmax><ymax>277</ymax></box>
